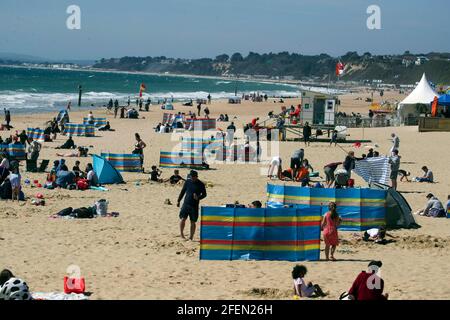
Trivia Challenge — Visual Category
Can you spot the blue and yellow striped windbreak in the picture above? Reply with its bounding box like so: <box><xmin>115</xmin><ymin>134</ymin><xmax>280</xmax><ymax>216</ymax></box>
<box><xmin>0</xmin><ymin>143</ymin><xmax>27</xmax><ymax>160</ymax></box>
<box><xmin>63</xmin><ymin>123</ymin><xmax>95</xmax><ymax>137</ymax></box>
<box><xmin>100</xmin><ymin>153</ymin><xmax>142</xmax><ymax>172</ymax></box>
<box><xmin>267</xmin><ymin>184</ymin><xmax>387</xmax><ymax>231</ymax></box>
<box><xmin>200</xmin><ymin>206</ymin><xmax>321</xmax><ymax>261</ymax></box>
<box><xmin>83</xmin><ymin>118</ymin><xmax>107</xmax><ymax>128</ymax></box>
<box><xmin>27</xmin><ymin>128</ymin><xmax>45</xmax><ymax>141</ymax></box>
<box><xmin>159</xmin><ymin>151</ymin><xmax>207</xmax><ymax>169</ymax></box>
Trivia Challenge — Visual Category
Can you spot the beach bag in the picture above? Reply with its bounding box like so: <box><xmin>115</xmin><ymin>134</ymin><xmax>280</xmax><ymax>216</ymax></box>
<box><xmin>95</xmin><ymin>199</ymin><xmax>108</xmax><ymax>216</ymax></box>
<box><xmin>64</xmin><ymin>276</ymin><xmax>85</xmax><ymax>294</ymax></box>
<box><xmin>77</xmin><ymin>179</ymin><xmax>89</xmax><ymax>191</ymax></box>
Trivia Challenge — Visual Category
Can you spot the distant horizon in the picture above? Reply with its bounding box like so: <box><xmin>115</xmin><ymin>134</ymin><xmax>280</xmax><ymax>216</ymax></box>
<box><xmin>1</xmin><ymin>49</ymin><xmax>448</xmax><ymax>64</ymax></box>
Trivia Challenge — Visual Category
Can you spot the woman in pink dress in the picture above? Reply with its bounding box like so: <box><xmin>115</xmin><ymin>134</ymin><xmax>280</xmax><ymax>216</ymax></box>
<box><xmin>321</xmin><ymin>202</ymin><xmax>341</xmax><ymax>261</ymax></box>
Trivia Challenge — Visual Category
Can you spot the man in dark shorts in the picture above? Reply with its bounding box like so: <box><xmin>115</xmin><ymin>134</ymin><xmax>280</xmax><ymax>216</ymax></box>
<box><xmin>290</xmin><ymin>148</ymin><xmax>304</xmax><ymax>178</ymax></box>
<box><xmin>323</xmin><ymin>161</ymin><xmax>343</xmax><ymax>188</ymax></box>
<box><xmin>177</xmin><ymin>170</ymin><xmax>207</xmax><ymax>240</ymax></box>
<box><xmin>303</xmin><ymin>122</ymin><xmax>312</xmax><ymax>146</ymax></box>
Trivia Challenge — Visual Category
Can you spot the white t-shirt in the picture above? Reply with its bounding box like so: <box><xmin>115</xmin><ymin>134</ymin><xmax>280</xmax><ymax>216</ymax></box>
<box><xmin>9</xmin><ymin>173</ymin><xmax>21</xmax><ymax>189</ymax></box>
<box><xmin>293</xmin><ymin>278</ymin><xmax>314</xmax><ymax>297</ymax></box>
<box><xmin>159</xmin><ymin>125</ymin><xmax>166</xmax><ymax>133</ymax></box>
<box><xmin>366</xmin><ymin>228</ymin><xmax>380</xmax><ymax>238</ymax></box>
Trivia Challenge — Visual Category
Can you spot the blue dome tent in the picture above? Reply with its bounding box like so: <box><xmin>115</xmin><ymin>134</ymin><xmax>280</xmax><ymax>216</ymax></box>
<box><xmin>92</xmin><ymin>155</ymin><xmax>124</xmax><ymax>184</ymax></box>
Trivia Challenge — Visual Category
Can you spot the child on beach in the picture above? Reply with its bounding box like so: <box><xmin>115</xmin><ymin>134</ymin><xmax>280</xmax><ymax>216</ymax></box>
<box><xmin>165</xmin><ymin>169</ymin><xmax>185</xmax><ymax>185</ymax></box>
<box><xmin>150</xmin><ymin>166</ymin><xmax>163</xmax><ymax>183</ymax></box>
<box><xmin>292</xmin><ymin>265</ymin><xmax>326</xmax><ymax>298</ymax></box>
<box><xmin>8</xmin><ymin>167</ymin><xmax>21</xmax><ymax>201</ymax></box>
<box><xmin>330</xmin><ymin>130</ymin><xmax>338</xmax><ymax>146</ymax></box>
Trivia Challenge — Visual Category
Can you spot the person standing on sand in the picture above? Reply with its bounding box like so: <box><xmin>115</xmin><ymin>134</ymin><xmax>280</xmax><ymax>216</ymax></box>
<box><xmin>303</xmin><ymin>122</ymin><xmax>312</xmax><ymax>146</ymax></box>
<box><xmin>388</xmin><ymin>149</ymin><xmax>400</xmax><ymax>190</ymax></box>
<box><xmin>177</xmin><ymin>170</ymin><xmax>207</xmax><ymax>240</ymax></box>
<box><xmin>390</xmin><ymin>133</ymin><xmax>399</xmax><ymax>153</ymax></box>
<box><xmin>321</xmin><ymin>202</ymin><xmax>341</xmax><ymax>261</ymax></box>
<box><xmin>4</xmin><ymin>109</ymin><xmax>11</xmax><ymax>130</ymax></box>
<box><xmin>197</xmin><ymin>103</ymin><xmax>202</xmax><ymax>116</ymax></box>
<box><xmin>67</xmin><ymin>101</ymin><xmax>72</xmax><ymax>111</ymax></box>
<box><xmin>132</xmin><ymin>133</ymin><xmax>147</xmax><ymax>172</ymax></box>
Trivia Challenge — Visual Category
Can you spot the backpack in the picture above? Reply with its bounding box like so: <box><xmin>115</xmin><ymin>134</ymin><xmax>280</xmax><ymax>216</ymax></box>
<box><xmin>77</xmin><ymin>179</ymin><xmax>89</xmax><ymax>191</ymax></box>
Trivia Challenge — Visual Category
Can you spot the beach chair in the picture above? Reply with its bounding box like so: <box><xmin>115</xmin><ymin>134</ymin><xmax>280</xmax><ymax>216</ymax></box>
<box><xmin>37</xmin><ymin>159</ymin><xmax>50</xmax><ymax>173</ymax></box>
<box><xmin>26</xmin><ymin>160</ymin><xmax>38</xmax><ymax>172</ymax></box>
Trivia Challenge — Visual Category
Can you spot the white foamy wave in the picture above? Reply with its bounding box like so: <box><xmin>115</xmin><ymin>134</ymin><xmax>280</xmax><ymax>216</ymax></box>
<box><xmin>0</xmin><ymin>89</ymin><xmax>301</xmax><ymax>113</ymax></box>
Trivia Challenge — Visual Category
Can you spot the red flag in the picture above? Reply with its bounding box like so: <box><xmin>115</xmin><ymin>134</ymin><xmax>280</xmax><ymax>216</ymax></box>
<box><xmin>336</xmin><ymin>62</ymin><xmax>345</xmax><ymax>76</ymax></box>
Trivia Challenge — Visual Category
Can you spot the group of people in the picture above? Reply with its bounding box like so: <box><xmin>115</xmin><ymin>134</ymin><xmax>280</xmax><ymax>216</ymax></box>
<box><xmin>45</xmin><ymin>159</ymin><xmax>98</xmax><ymax>190</ymax></box>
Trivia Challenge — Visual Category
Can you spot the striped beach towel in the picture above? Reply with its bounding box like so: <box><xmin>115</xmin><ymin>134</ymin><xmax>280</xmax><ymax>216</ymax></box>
<box><xmin>200</xmin><ymin>206</ymin><xmax>321</xmax><ymax>261</ymax></box>
<box><xmin>354</xmin><ymin>157</ymin><xmax>391</xmax><ymax>185</ymax></box>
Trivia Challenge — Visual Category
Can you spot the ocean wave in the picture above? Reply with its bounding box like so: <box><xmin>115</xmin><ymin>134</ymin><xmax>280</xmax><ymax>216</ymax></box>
<box><xmin>0</xmin><ymin>89</ymin><xmax>301</xmax><ymax>113</ymax></box>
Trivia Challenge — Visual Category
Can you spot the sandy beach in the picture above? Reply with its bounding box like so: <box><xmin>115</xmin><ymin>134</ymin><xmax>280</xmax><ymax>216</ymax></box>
<box><xmin>1</xmin><ymin>92</ymin><xmax>449</xmax><ymax>300</ymax></box>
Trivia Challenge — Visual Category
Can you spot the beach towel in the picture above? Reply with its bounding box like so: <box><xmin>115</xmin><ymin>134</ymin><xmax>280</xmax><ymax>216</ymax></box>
<box><xmin>354</xmin><ymin>157</ymin><xmax>391</xmax><ymax>185</ymax></box>
<box><xmin>31</xmin><ymin>292</ymin><xmax>88</xmax><ymax>300</ymax></box>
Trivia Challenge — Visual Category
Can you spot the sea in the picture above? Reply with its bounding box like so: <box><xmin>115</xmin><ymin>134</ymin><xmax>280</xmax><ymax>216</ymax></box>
<box><xmin>0</xmin><ymin>66</ymin><xmax>305</xmax><ymax>114</ymax></box>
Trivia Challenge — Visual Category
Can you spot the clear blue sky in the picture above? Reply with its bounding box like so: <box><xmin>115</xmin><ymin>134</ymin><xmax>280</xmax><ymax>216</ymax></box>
<box><xmin>0</xmin><ymin>0</ymin><xmax>449</xmax><ymax>60</ymax></box>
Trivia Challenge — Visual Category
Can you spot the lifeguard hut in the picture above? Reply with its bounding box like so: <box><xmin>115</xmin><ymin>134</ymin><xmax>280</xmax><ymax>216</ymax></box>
<box><xmin>300</xmin><ymin>91</ymin><xmax>338</xmax><ymax>125</ymax></box>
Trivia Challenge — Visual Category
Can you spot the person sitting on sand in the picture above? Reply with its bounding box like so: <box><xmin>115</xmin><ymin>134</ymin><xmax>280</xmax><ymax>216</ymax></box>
<box><xmin>347</xmin><ymin>261</ymin><xmax>388</xmax><ymax>300</ymax></box>
<box><xmin>73</xmin><ymin>160</ymin><xmax>83</xmax><ymax>178</ymax></box>
<box><xmin>149</xmin><ymin>165</ymin><xmax>163</xmax><ymax>183</ymax></box>
<box><xmin>87</xmin><ymin>111</ymin><xmax>95</xmax><ymax>125</ymax></box>
<box><xmin>98</xmin><ymin>121</ymin><xmax>114</xmax><ymax>131</ymax></box>
<box><xmin>56</xmin><ymin>136</ymin><xmax>75</xmax><ymax>150</ymax></box>
<box><xmin>414</xmin><ymin>193</ymin><xmax>446</xmax><ymax>217</ymax></box>
<box><xmin>85</xmin><ymin>163</ymin><xmax>99</xmax><ymax>187</ymax></box>
<box><xmin>321</xmin><ymin>202</ymin><xmax>341</xmax><ymax>261</ymax></box>
<box><xmin>55</xmin><ymin>167</ymin><xmax>75</xmax><ymax>189</ymax></box>
<box><xmin>164</xmin><ymin>169</ymin><xmax>185</xmax><ymax>185</ymax></box>
<box><xmin>414</xmin><ymin>166</ymin><xmax>434</xmax><ymax>183</ymax></box>
<box><xmin>292</xmin><ymin>265</ymin><xmax>326</xmax><ymax>298</ymax></box>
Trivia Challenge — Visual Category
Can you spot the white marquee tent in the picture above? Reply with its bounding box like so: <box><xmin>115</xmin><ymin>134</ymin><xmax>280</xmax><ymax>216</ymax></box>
<box><xmin>398</xmin><ymin>73</ymin><xmax>438</xmax><ymax>123</ymax></box>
